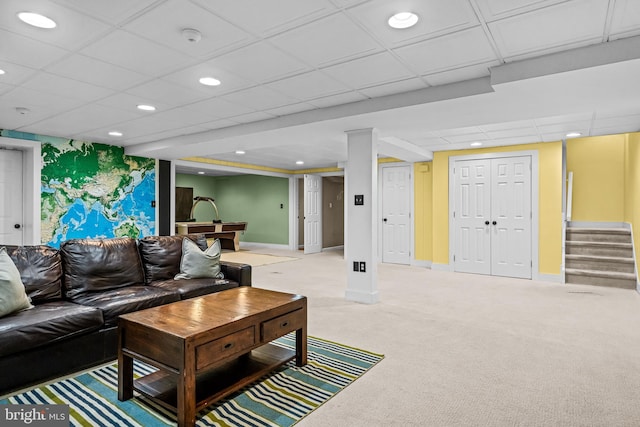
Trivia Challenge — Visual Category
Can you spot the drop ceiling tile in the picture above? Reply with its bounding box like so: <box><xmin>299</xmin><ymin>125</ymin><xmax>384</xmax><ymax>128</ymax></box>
<box><xmin>80</xmin><ymin>30</ymin><xmax>196</xmax><ymax>77</ymax></box>
<box><xmin>358</xmin><ymin>78</ymin><xmax>428</xmax><ymax>98</ymax></box>
<box><xmin>212</xmin><ymin>42</ymin><xmax>311</xmax><ymax>84</ymax></box>
<box><xmin>20</xmin><ymin>72</ymin><xmax>115</xmax><ymax>103</ymax></box>
<box><xmin>21</xmin><ymin>103</ymin><xmax>140</xmax><ymax>136</ymax></box>
<box><xmin>609</xmin><ymin>0</ymin><xmax>640</xmax><ymax>39</ymax></box>
<box><xmin>269</xmin><ymin>12</ymin><xmax>383</xmax><ymax>67</ymax></box>
<box><xmin>435</xmin><ymin>126</ymin><xmax>485</xmax><ymax>137</ymax></box>
<box><xmin>194</xmin><ymin>0</ymin><xmax>337</xmax><ymax>37</ymax></box>
<box><xmin>51</xmin><ymin>0</ymin><xmax>159</xmax><ymax>25</ymax></box>
<box><xmin>485</xmin><ymin>128</ymin><xmax>540</xmax><ymax>139</ymax></box>
<box><xmin>348</xmin><ymin>0</ymin><xmax>479</xmax><ymax>48</ymax></box>
<box><xmin>393</xmin><ymin>27</ymin><xmax>497</xmax><ymax>75</ymax></box>
<box><xmin>534</xmin><ymin>112</ymin><xmax>594</xmax><ymax>125</ymax></box>
<box><xmin>0</xmin><ymin>82</ymin><xmax>14</xmax><ymax>97</ymax></box>
<box><xmin>536</xmin><ymin>120</ymin><xmax>592</xmax><ymax>134</ymax></box>
<box><xmin>162</xmin><ymin>62</ymin><xmax>254</xmax><ymax>96</ymax></box>
<box><xmin>487</xmin><ymin>0</ymin><xmax>609</xmax><ymax>60</ymax></box>
<box><xmin>322</xmin><ymin>52</ymin><xmax>415</xmax><ymax>89</ymax></box>
<box><xmin>307</xmin><ymin>90</ymin><xmax>367</xmax><ymax>108</ymax></box>
<box><xmin>0</xmin><ymin>62</ymin><xmax>38</xmax><ymax>86</ymax></box>
<box><xmin>1</xmin><ymin>0</ymin><xmax>111</xmax><ymax>50</ymax></box>
<box><xmin>183</xmin><ymin>97</ymin><xmax>255</xmax><ymax>120</ymax></box>
<box><xmin>126</xmin><ymin>79</ymin><xmax>209</xmax><ymax>107</ymax></box>
<box><xmin>45</xmin><ymin>54</ymin><xmax>149</xmax><ymax>91</ymax></box>
<box><xmin>0</xmin><ymin>86</ymin><xmax>85</xmax><ymax>118</ymax></box>
<box><xmin>123</xmin><ymin>0</ymin><xmax>254</xmax><ymax>59</ymax></box>
<box><xmin>121</xmin><ymin>124</ymin><xmax>212</xmax><ymax>145</ymax></box>
<box><xmin>423</xmin><ymin>61</ymin><xmax>498</xmax><ymax>86</ymax></box>
<box><xmin>442</xmin><ymin>133</ymin><xmax>491</xmax><ymax>144</ymax></box>
<box><xmin>221</xmin><ymin>86</ymin><xmax>300</xmax><ymax>110</ymax></box>
<box><xmin>266</xmin><ymin>71</ymin><xmax>350</xmax><ymax>101</ymax></box>
<box><xmin>96</xmin><ymin>92</ymin><xmax>172</xmax><ymax>115</ymax></box>
<box><xmin>593</xmin><ymin>114</ymin><xmax>640</xmax><ymax>129</ymax></box>
<box><xmin>0</xmin><ymin>29</ymin><xmax>68</xmax><ymax>69</ymax></box>
<box><xmin>474</xmin><ymin>0</ymin><xmax>569</xmax><ymax>21</ymax></box>
<box><xmin>200</xmin><ymin>118</ymin><xmax>239</xmax><ymax>130</ymax></box>
<box><xmin>479</xmin><ymin>119</ymin><xmax>537</xmax><ymax>132</ymax></box>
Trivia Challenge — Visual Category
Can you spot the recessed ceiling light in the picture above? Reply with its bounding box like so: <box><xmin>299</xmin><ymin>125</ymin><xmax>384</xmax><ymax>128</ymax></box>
<box><xmin>108</xmin><ymin>131</ymin><xmax>123</xmax><ymax>137</ymax></box>
<box><xmin>17</xmin><ymin>12</ymin><xmax>57</xmax><ymax>29</ymax></box>
<box><xmin>470</xmin><ymin>142</ymin><xmax>483</xmax><ymax>147</ymax></box>
<box><xmin>566</xmin><ymin>132</ymin><xmax>582</xmax><ymax>138</ymax></box>
<box><xmin>137</xmin><ymin>104</ymin><xmax>156</xmax><ymax>111</ymax></box>
<box><xmin>0</xmin><ymin>69</ymin><xmax>5</xmax><ymax>75</ymax></box>
<box><xmin>198</xmin><ymin>171</ymin><xmax>205</xmax><ymax>175</ymax></box>
<box><xmin>296</xmin><ymin>161</ymin><xmax>304</xmax><ymax>165</ymax></box>
<box><xmin>388</xmin><ymin>12</ymin><xmax>419</xmax><ymax>29</ymax></box>
<box><xmin>235</xmin><ymin>150</ymin><xmax>245</xmax><ymax>155</ymax></box>
<box><xmin>199</xmin><ymin>77</ymin><xmax>221</xmax><ymax>86</ymax></box>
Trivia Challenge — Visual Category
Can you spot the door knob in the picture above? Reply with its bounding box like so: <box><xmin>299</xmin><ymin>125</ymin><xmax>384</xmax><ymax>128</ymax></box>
<box><xmin>383</xmin><ymin>218</ymin><xmax>388</xmax><ymax>222</ymax></box>
<box><xmin>14</xmin><ymin>224</ymin><xmax>21</xmax><ymax>229</ymax></box>
<box><xmin>492</xmin><ymin>221</ymin><xmax>497</xmax><ymax>226</ymax></box>
<box><xmin>484</xmin><ymin>221</ymin><xmax>490</xmax><ymax>225</ymax></box>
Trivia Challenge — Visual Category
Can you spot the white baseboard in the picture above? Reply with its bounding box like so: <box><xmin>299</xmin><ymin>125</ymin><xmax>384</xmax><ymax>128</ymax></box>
<box><xmin>412</xmin><ymin>259</ymin><xmax>432</xmax><ymax>268</ymax></box>
<box><xmin>239</xmin><ymin>242</ymin><xmax>290</xmax><ymax>250</ymax></box>
<box><xmin>535</xmin><ymin>273</ymin><xmax>563</xmax><ymax>283</ymax></box>
<box><xmin>431</xmin><ymin>263</ymin><xmax>451</xmax><ymax>272</ymax></box>
<box><xmin>345</xmin><ymin>289</ymin><xmax>379</xmax><ymax>304</ymax></box>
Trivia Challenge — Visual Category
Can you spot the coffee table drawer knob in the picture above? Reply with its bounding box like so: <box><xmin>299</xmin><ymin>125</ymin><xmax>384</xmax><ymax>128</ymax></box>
<box><xmin>224</xmin><ymin>343</ymin><xmax>233</xmax><ymax>349</ymax></box>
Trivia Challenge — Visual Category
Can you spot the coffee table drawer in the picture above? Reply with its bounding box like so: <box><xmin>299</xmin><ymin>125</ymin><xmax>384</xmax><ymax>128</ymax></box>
<box><xmin>197</xmin><ymin>326</ymin><xmax>255</xmax><ymax>370</ymax></box>
<box><xmin>262</xmin><ymin>309</ymin><xmax>305</xmax><ymax>342</ymax></box>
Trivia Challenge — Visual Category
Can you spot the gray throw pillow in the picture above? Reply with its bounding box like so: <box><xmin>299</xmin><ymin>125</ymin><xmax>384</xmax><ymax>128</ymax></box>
<box><xmin>175</xmin><ymin>238</ymin><xmax>225</xmax><ymax>280</ymax></box>
<box><xmin>0</xmin><ymin>247</ymin><xmax>33</xmax><ymax>317</ymax></box>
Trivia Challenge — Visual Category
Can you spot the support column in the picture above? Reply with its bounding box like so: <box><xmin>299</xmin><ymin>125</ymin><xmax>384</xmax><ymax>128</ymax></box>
<box><xmin>345</xmin><ymin>128</ymin><xmax>379</xmax><ymax>304</ymax></box>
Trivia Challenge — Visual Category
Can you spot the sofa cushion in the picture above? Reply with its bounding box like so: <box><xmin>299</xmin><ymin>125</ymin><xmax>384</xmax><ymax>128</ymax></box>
<box><xmin>0</xmin><ymin>248</ymin><xmax>33</xmax><ymax>318</ymax></box>
<box><xmin>175</xmin><ymin>238</ymin><xmax>224</xmax><ymax>280</ymax></box>
<box><xmin>150</xmin><ymin>277</ymin><xmax>238</xmax><ymax>299</ymax></box>
<box><xmin>138</xmin><ymin>234</ymin><xmax>208</xmax><ymax>284</ymax></box>
<box><xmin>0</xmin><ymin>300</ymin><xmax>103</xmax><ymax>357</ymax></box>
<box><xmin>61</xmin><ymin>237</ymin><xmax>145</xmax><ymax>299</ymax></box>
<box><xmin>70</xmin><ymin>286</ymin><xmax>179</xmax><ymax>327</ymax></box>
<box><xmin>5</xmin><ymin>245</ymin><xmax>63</xmax><ymax>303</ymax></box>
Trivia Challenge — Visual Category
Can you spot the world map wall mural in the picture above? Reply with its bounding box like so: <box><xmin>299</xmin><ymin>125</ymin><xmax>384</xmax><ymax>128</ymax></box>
<box><xmin>1</xmin><ymin>130</ymin><xmax>156</xmax><ymax>247</ymax></box>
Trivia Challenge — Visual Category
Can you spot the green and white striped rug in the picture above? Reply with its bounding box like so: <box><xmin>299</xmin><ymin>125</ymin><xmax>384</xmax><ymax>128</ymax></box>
<box><xmin>1</xmin><ymin>335</ymin><xmax>383</xmax><ymax>426</ymax></box>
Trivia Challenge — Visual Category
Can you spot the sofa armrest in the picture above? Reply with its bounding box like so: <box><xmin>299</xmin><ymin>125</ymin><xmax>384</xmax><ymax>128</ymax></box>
<box><xmin>220</xmin><ymin>261</ymin><xmax>252</xmax><ymax>287</ymax></box>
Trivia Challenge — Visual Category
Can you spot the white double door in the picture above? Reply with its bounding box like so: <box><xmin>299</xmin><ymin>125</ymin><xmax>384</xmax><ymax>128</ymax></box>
<box><xmin>453</xmin><ymin>155</ymin><xmax>532</xmax><ymax>279</ymax></box>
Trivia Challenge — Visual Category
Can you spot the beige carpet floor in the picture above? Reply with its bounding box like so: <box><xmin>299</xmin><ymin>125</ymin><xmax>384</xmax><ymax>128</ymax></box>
<box><xmin>246</xmin><ymin>246</ymin><xmax>640</xmax><ymax>427</ymax></box>
<box><xmin>220</xmin><ymin>249</ymin><xmax>299</xmax><ymax>267</ymax></box>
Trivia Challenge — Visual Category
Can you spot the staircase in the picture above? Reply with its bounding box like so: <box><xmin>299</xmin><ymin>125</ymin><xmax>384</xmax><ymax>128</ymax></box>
<box><xmin>565</xmin><ymin>227</ymin><xmax>637</xmax><ymax>289</ymax></box>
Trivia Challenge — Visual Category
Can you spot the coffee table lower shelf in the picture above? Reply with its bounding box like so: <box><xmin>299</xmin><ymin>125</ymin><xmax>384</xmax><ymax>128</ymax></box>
<box><xmin>133</xmin><ymin>343</ymin><xmax>295</xmax><ymax>413</ymax></box>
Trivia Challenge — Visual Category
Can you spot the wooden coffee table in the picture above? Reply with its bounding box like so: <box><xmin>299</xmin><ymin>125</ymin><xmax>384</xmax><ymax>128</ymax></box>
<box><xmin>117</xmin><ymin>287</ymin><xmax>307</xmax><ymax>427</ymax></box>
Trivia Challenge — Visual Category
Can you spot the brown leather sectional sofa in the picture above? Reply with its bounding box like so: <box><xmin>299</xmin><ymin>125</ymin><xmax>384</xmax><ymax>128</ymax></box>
<box><xmin>0</xmin><ymin>234</ymin><xmax>251</xmax><ymax>395</ymax></box>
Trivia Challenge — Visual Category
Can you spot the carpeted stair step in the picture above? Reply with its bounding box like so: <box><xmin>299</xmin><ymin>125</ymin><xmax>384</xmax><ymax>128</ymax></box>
<box><xmin>565</xmin><ymin>254</ymin><xmax>635</xmax><ymax>274</ymax></box>
<box><xmin>566</xmin><ymin>227</ymin><xmax>631</xmax><ymax>243</ymax></box>
<box><xmin>565</xmin><ymin>268</ymin><xmax>637</xmax><ymax>289</ymax></box>
<box><xmin>565</xmin><ymin>241</ymin><xmax>633</xmax><ymax>258</ymax></box>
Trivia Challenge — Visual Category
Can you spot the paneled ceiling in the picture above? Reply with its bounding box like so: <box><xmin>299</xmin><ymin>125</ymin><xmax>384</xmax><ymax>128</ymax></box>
<box><xmin>2</xmin><ymin>0</ymin><xmax>640</xmax><ymax>172</ymax></box>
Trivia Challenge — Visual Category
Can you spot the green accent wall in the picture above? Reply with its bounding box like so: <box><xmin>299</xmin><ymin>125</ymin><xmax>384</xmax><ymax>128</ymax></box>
<box><xmin>176</xmin><ymin>173</ymin><xmax>289</xmax><ymax>245</ymax></box>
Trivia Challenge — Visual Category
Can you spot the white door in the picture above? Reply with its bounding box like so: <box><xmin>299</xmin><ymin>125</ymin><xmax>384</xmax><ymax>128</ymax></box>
<box><xmin>381</xmin><ymin>165</ymin><xmax>411</xmax><ymax>264</ymax></box>
<box><xmin>0</xmin><ymin>149</ymin><xmax>24</xmax><ymax>245</ymax></box>
<box><xmin>491</xmin><ymin>156</ymin><xmax>532</xmax><ymax>279</ymax></box>
<box><xmin>454</xmin><ymin>159</ymin><xmax>491</xmax><ymax>274</ymax></box>
<box><xmin>304</xmin><ymin>174</ymin><xmax>322</xmax><ymax>254</ymax></box>
<box><xmin>453</xmin><ymin>156</ymin><xmax>532</xmax><ymax>278</ymax></box>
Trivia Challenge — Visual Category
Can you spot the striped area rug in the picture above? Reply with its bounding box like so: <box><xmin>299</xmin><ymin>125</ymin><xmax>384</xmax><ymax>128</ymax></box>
<box><xmin>1</xmin><ymin>335</ymin><xmax>383</xmax><ymax>426</ymax></box>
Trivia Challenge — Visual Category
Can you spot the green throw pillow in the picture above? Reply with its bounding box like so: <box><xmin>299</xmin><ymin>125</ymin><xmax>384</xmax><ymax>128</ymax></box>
<box><xmin>0</xmin><ymin>247</ymin><xmax>33</xmax><ymax>317</ymax></box>
<box><xmin>175</xmin><ymin>238</ymin><xmax>225</xmax><ymax>280</ymax></box>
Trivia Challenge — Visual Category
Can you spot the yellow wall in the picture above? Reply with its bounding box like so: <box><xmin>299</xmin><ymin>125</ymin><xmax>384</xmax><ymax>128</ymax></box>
<box><xmin>416</xmin><ymin>142</ymin><xmax>563</xmax><ymax>276</ymax></box>
<box><xmin>566</xmin><ymin>135</ymin><xmax>626</xmax><ymax>222</ymax></box>
<box><xmin>414</xmin><ymin>162</ymin><xmax>433</xmax><ymax>261</ymax></box>
<box><xmin>624</xmin><ymin>133</ymin><xmax>640</xmax><ymax>272</ymax></box>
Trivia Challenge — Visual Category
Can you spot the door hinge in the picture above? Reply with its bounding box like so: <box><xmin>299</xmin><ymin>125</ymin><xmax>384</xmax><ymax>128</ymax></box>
<box><xmin>453</xmin><ymin>255</ymin><xmax>456</xmax><ymax>262</ymax></box>
<box><xmin>453</xmin><ymin>211</ymin><xmax>455</xmax><ymax>218</ymax></box>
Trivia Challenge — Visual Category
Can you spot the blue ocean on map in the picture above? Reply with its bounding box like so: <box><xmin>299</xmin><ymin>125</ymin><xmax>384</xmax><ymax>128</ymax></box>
<box><xmin>46</xmin><ymin>171</ymin><xmax>156</xmax><ymax>247</ymax></box>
